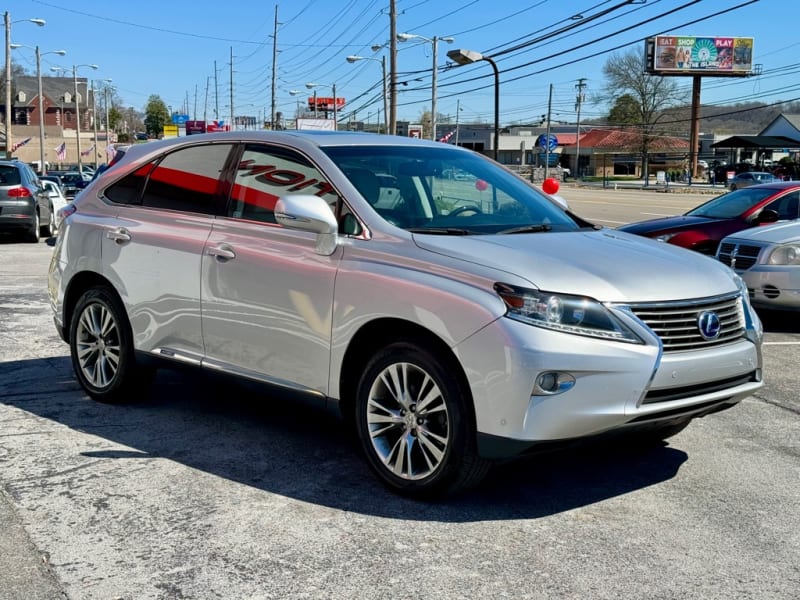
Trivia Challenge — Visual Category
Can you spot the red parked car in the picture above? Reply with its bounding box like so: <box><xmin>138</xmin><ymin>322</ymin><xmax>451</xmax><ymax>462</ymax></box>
<box><xmin>618</xmin><ymin>181</ymin><xmax>800</xmax><ymax>255</ymax></box>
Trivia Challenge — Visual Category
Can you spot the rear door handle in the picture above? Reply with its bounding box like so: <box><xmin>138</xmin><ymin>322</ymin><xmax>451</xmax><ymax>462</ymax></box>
<box><xmin>106</xmin><ymin>228</ymin><xmax>131</xmax><ymax>244</ymax></box>
<box><xmin>207</xmin><ymin>244</ymin><xmax>236</xmax><ymax>260</ymax></box>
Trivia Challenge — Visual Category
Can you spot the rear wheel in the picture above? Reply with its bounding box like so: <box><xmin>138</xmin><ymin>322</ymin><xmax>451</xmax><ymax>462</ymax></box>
<box><xmin>40</xmin><ymin>204</ymin><xmax>55</xmax><ymax>238</ymax></box>
<box><xmin>26</xmin><ymin>211</ymin><xmax>40</xmax><ymax>243</ymax></box>
<box><xmin>69</xmin><ymin>287</ymin><xmax>151</xmax><ymax>403</ymax></box>
<box><xmin>355</xmin><ymin>340</ymin><xmax>490</xmax><ymax>497</ymax></box>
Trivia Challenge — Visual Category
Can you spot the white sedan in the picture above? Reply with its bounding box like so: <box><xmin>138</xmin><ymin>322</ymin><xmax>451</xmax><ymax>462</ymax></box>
<box><xmin>717</xmin><ymin>220</ymin><xmax>800</xmax><ymax>310</ymax></box>
<box><xmin>41</xmin><ymin>179</ymin><xmax>68</xmax><ymax>229</ymax></box>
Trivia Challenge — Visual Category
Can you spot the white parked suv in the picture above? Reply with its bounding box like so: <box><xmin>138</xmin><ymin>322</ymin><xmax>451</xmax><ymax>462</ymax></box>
<box><xmin>49</xmin><ymin>131</ymin><xmax>764</xmax><ymax>497</ymax></box>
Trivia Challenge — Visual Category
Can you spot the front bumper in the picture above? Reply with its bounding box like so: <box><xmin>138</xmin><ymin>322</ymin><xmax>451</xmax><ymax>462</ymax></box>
<box><xmin>455</xmin><ymin>309</ymin><xmax>763</xmax><ymax>458</ymax></box>
<box><xmin>741</xmin><ymin>268</ymin><xmax>800</xmax><ymax>310</ymax></box>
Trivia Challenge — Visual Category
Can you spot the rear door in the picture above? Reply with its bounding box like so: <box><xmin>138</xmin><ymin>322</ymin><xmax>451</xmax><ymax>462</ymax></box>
<box><xmin>102</xmin><ymin>142</ymin><xmax>234</xmax><ymax>361</ymax></box>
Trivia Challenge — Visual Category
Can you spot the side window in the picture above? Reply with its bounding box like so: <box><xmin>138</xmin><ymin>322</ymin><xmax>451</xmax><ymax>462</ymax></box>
<box><xmin>140</xmin><ymin>144</ymin><xmax>233</xmax><ymax>214</ymax></box>
<box><xmin>105</xmin><ymin>161</ymin><xmax>157</xmax><ymax>205</ymax></box>
<box><xmin>229</xmin><ymin>144</ymin><xmax>337</xmax><ymax>224</ymax></box>
<box><xmin>766</xmin><ymin>191</ymin><xmax>800</xmax><ymax>220</ymax></box>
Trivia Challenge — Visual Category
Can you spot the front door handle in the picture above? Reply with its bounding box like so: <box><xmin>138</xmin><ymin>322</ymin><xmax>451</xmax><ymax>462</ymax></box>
<box><xmin>106</xmin><ymin>228</ymin><xmax>131</xmax><ymax>244</ymax></box>
<box><xmin>207</xmin><ymin>244</ymin><xmax>236</xmax><ymax>260</ymax></box>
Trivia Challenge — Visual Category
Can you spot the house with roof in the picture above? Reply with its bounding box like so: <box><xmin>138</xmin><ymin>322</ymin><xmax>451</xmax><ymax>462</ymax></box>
<box><xmin>560</xmin><ymin>128</ymin><xmax>690</xmax><ymax>178</ymax></box>
<box><xmin>1</xmin><ymin>75</ymin><xmax>104</xmax><ymax>168</ymax></box>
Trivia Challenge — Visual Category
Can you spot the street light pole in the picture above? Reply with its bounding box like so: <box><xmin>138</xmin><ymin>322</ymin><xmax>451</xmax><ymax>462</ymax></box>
<box><xmin>397</xmin><ymin>33</ymin><xmax>454</xmax><ymax>141</ymax></box>
<box><xmin>4</xmin><ymin>12</ymin><xmax>46</xmax><ymax>159</ymax></box>
<box><xmin>306</xmin><ymin>82</ymin><xmax>338</xmax><ymax>130</ymax></box>
<box><xmin>447</xmin><ymin>48</ymin><xmax>499</xmax><ymax>161</ymax></box>
<box><xmin>11</xmin><ymin>44</ymin><xmax>65</xmax><ymax>174</ymax></box>
<box><xmin>346</xmin><ymin>54</ymin><xmax>388</xmax><ymax>134</ymax></box>
<box><xmin>104</xmin><ymin>84</ymin><xmax>113</xmax><ymax>154</ymax></box>
<box><xmin>73</xmin><ymin>63</ymin><xmax>98</xmax><ymax>172</ymax></box>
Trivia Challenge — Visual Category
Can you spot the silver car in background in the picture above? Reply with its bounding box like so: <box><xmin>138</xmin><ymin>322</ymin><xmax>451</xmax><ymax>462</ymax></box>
<box><xmin>49</xmin><ymin>131</ymin><xmax>764</xmax><ymax>497</ymax></box>
<box><xmin>717</xmin><ymin>220</ymin><xmax>800</xmax><ymax>310</ymax></box>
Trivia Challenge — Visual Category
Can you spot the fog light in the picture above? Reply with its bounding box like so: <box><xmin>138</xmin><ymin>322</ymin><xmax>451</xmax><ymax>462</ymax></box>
<box><xmin>533</xmin><ymin>371</ymin><xmax>576</xmax><ymax>396</ymax></box>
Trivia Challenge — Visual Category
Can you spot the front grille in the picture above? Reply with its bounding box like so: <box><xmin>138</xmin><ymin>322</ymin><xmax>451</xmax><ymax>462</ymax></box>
<box><xmin>627</xmin><ymin>293</ymin><xmax>745</xmax><ymax>352</ymax></box>
<box><xmin>717</xmin><ymin>242</ymin><xmax>762</xmax><ymax>271</ymax></box>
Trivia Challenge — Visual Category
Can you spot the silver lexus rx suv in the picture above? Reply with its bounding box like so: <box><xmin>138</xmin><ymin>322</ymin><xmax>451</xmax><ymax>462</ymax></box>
<box><xmin>49</xmin><ymin>131</ymin><xmax>764</xmax><ymax>497</ymax></box>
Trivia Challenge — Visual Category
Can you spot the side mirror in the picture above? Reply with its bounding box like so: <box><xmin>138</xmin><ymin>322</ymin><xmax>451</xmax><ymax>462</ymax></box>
<box><xmin>275</xmin><ymin>194</ymin><xmax>339</xmax><ymax>256</ymax></box>
<box><xmin>755</xmin><ymin>208</ymin><xmax>779</xmax><ymax>224</ymax></box>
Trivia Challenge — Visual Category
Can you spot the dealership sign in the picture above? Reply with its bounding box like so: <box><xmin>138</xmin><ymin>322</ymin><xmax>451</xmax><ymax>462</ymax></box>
<box><xmin>646</xmin><ymin>36</ymin><xmax>754</xmax><ymax>77</ymax></box>
<box><xmin>185</xmin><ymin>120</ymin><xmax>207</xmax><ymax>135</ymax></box>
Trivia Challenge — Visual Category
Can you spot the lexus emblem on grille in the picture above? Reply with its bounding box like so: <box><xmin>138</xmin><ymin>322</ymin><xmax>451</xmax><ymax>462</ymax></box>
<box><xmin>697</xmin><ymin>311</ymin><xmax>721</xmax><ymax>340</ymax></box>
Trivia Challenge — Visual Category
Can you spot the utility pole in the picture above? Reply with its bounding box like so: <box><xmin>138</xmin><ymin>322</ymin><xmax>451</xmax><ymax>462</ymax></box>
<box><xmin>389</xmin><ymin>0</ymin><xmax>397</xmax><ymax>135</ymax></box>
<box><xmin>575</xmin><ymin>77</ymin><xmax>587</xmax><ymax>179</ymax></box>
<box><xmin>544</xmin><ymin>83</ymin><xmax>553</xmax><ymax>180</ymax></box>
<box><xmin>270</xmin><ymin>6</ymin><xmax>278</xmax><ymax>129</ymax></box>
<box><xmin>455</xmin><ymin>98</ymin><xmax>460</xmax><ymax>146</ymax></box>
<box><xmin>204</xmin><ymin>76</ymin><xmax>209</xmax><ymax>122</ymax></box>
<box><xmin>214</xmin><ymin>60</ymin><xmax>219</xmax><ymax>120</ymax></box>
<box><xmin>229</xmin><ymin>47</ymin><xmax>234</xmax><ymax>129</ymax></box>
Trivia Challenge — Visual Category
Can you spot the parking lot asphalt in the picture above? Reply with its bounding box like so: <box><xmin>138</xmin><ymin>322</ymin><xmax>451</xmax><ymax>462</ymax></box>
<box><xmin>1</xmin><ymin>192</ymin><xmax>799</xmax><ymax>599</ymax></box>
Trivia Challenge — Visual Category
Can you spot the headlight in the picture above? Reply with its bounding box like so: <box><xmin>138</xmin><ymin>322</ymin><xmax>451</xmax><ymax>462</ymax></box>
<box><xmin>766</xmin><ymin>244</ymin><xmax>800</xmax><ymax>265</ymax></box>
<box><xmin>654</xmin><ymin>233</ymin><xmax>677</xmax><ymax>243</ymax></box>
<box><xmin>494</xmin><ymin>283</ymin><xmax>643</xmax><ymax>343</ymax></box>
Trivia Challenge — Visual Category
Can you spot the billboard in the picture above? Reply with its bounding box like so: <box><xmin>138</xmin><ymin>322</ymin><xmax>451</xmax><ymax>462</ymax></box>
<box><xmin>307</xmin><ymin>97</ymin><xmax>346</xmax><ymax>112</ymax></box>
<box><xmin>296</xmin><ymin>118</ymin><xmax>336</xmax><ymax>131</ymax></box>
<box><xmin>646</xmin><ymin>36</ymin><xmax>754</xmax><ymax>77</ymax></box>
<box><xmin>185</xmin><ymin>120</ymin><xmax>206</xmax><ymax>135</ymax></box>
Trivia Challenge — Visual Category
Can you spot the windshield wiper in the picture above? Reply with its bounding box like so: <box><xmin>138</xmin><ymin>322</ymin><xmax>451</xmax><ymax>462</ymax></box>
<box><xmin>408</xmin><ymin>227</ymin><xmax>476</xmax><ymax>235</ymax></box>
<box><xmin>496</xmin><ymin>224</ymin><xmax>552</xmax><ymax>235</ymax></box>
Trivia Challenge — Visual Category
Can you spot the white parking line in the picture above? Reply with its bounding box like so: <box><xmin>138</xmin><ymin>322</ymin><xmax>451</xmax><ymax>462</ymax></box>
<box><xmin>640</xmin><ymin>212</ymin><xmax>675</xmax><ymax>217</ymax></box>
<box><xmin>763</xmin><ymin>341</ymin><xmax>800</xmax><ymax>345</ymax></box>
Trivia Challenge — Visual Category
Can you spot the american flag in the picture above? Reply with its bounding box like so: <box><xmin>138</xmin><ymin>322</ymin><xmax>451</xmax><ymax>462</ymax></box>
<box><xmin>55</xmin><ymin>142</ymin><xmax>67</xmax><ymax>161</ymax></box>
<box><xmin>81</xmin><ymin>144</ymin><xmax>95</xmax><ymax>157</ymax></box>
<box><xmin>438</xmin><ymin>130</ymin><xmax>456</xmax><ymax>143</ymax></box>
<box><xmin>11</xmin><ymin>137</ymin><xmax>32</xmax><ymax>151</ymax></box>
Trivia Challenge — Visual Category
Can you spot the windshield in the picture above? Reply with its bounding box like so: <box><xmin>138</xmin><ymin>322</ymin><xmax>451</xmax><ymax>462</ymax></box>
<box><xmin>322</xmin><ymin>145</ymin><xmax>582</xmax><ymax>234</ymax></box>
<box><xmin>686</xmin><ymin>187</ymin><xmax>777</xmax><ymax>219</ymax></box>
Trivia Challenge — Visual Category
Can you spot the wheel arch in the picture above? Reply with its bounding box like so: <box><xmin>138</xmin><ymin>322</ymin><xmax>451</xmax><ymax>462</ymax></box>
<box><xmin>62</xmin><ymin>271</ymin><xmax>120</xmax><ymax>344</ymax></box>
<box><xmin>337</xmin><ymin>317</ymin><xmax>476</xmax><ymax>427</ymax></box>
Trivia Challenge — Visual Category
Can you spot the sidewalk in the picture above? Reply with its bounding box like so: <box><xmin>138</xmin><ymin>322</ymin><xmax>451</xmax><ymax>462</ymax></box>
<box><xmin>565</xmin><ymin>178</ymin><xmax>724</xmax><ymax>194</ymax></box>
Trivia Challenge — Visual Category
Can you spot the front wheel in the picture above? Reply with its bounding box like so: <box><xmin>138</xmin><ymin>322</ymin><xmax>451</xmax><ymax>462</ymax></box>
<box><xmin>69</xmin><ymin>287</ymin><xmax>151</xmax><ymax>403</ymax></box>
<box><xmin>355</xmin><ymin>341</ymin><xmax>490</xmax><ymax>497</ymax></box>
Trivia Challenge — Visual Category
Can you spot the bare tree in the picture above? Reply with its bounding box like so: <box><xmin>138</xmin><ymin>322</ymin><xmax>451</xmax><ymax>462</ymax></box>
<box><xmin>602</xmin><ymin>49</ymin><xmax>683</xmax><ymax>183</ymax></box>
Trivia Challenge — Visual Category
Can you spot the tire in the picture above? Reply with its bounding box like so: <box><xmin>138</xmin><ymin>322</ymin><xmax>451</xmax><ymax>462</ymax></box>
<box><xmin>355</xmin><ymin>340</ymin><xmax>490</xmax><ymax>498</ymax></box>
<box><xmin>26</xmin><ymin>211</ymin><xmax>40</xmax><ymax>243</ymax></box>
<box><xmin>69</xmin><ymin>287</ymin><xmax>151</xmax><ymax>403</ymax></box>
<box><xmin>40</xmin><ymin>204</ymin><xmax>55</xmax><ymax>238</ymax></box>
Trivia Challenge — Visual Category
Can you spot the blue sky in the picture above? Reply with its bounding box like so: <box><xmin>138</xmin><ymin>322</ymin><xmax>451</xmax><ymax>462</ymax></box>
<box><xmin>7</xmin><ymin>0</ymin><xmax>796</xmax><ymax>128</ymax></box>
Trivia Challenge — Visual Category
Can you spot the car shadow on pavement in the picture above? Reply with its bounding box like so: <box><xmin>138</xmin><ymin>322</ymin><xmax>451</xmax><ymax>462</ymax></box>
<box><xmin>1</xmin><ymin>356</ymin><xmax>688</xmax><ymax>522</ymax></box>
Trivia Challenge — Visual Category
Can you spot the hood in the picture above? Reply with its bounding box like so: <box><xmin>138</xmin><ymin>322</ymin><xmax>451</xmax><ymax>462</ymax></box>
<box><xmin>413</xmin><ymin>229</ymin><xmax>738</xmax><ymax>303</ymax></box>
<box><xmin>724</xmin><ymin>220</ymin><xmax>800</xmax><ymax>244</ymax></box>
<box><xmin>617</xmin><ymin>215</ymin><xmax>717</xmax><ymax>236</ymax></box>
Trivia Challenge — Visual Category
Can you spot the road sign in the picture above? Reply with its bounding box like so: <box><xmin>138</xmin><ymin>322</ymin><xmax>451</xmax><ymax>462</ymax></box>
<box><xmin>537</xmin><ymin>134</ymin><xmax>558</xmax><ymax>151</ymax></box>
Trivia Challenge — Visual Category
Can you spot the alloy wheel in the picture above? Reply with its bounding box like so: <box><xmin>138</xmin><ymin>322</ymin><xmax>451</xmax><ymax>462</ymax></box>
<box><xmin>75</xmin><ymin>301</ymin><xmax>122</xmax><ymax>389</ymax></box>
<box><xmin>366</xmin><ymin>361</ymin><xmax>450</xmax><ymax>481</ymax></box>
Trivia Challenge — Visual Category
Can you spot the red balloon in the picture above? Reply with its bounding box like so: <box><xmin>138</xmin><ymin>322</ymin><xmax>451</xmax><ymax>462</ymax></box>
<box><xmin>475</xmin><ymin>179</ymin><xmax>488</xmax><ymax>192</ymax></box>
<box><xmin>542</xmin><ymin>177</ymin><xmax>559</xmax><ymax>195</ymax></box>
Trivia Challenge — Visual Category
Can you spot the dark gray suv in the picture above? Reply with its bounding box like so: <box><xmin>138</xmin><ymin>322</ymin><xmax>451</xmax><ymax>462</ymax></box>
<box><xmin>0</xmin><ymin>160</ymin><xmax>55</xmax><ymax>242</ymax></box>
